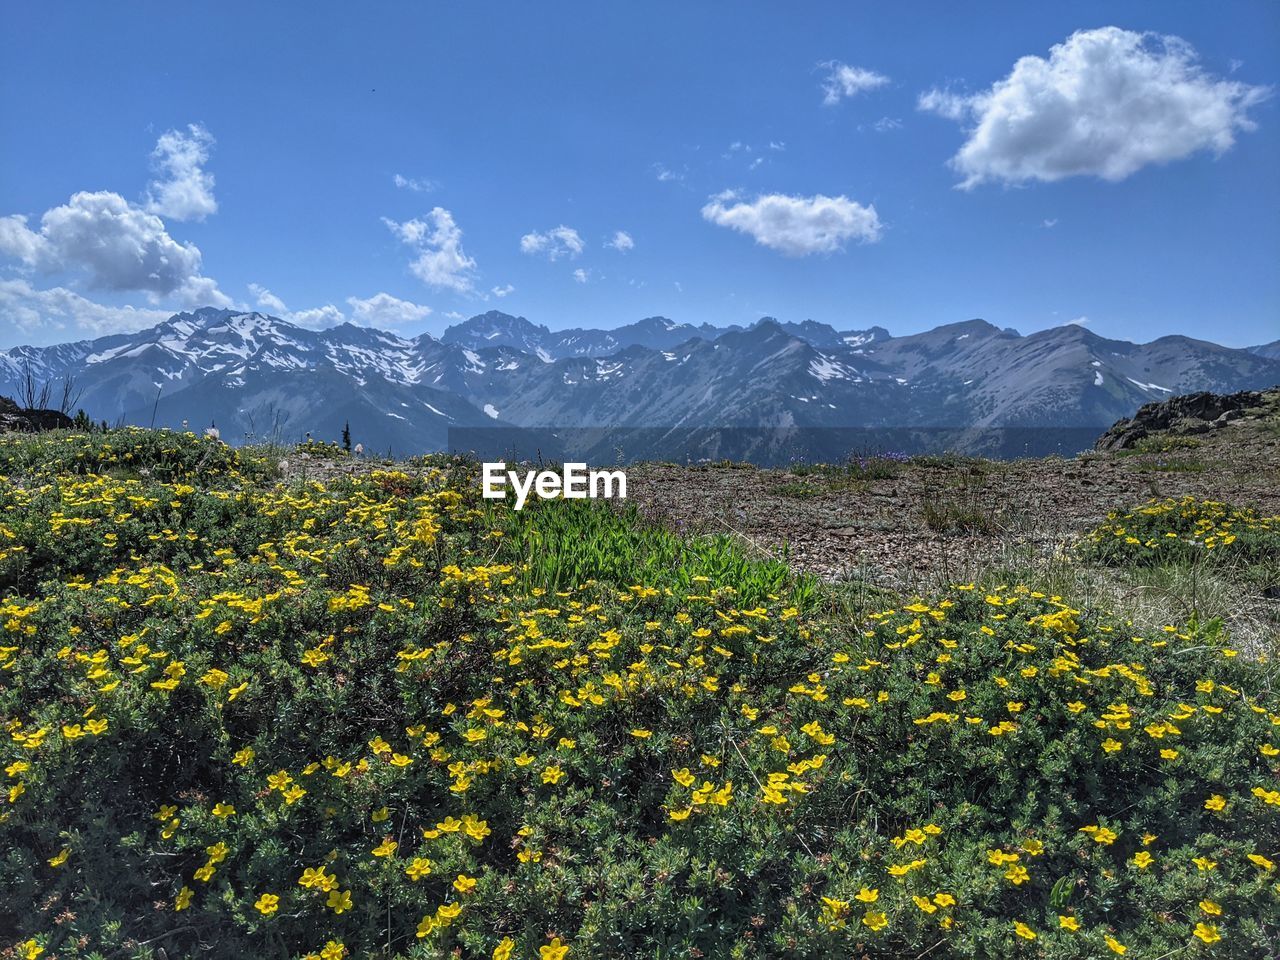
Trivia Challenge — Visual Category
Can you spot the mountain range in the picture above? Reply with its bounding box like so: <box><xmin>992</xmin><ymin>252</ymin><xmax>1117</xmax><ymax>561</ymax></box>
<box><xmin>2</xmin><ymin>307</ymin><xmax>1277</xmax><ymax>462</ymax></box>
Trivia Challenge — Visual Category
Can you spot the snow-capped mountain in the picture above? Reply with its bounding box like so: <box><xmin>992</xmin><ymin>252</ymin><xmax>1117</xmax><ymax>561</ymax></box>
<box><xmin>442</xmin><ymin>310</ymin><xmax>743</xmax><ymax>359</ymax></box>
<box><xmin>2</xmin><ymin>307</ymin><xmax>1277</xmax><ymax>460</ymax></box>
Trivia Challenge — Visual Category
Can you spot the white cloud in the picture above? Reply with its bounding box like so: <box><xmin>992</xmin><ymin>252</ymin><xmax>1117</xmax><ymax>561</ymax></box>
<box><xmin>820</xmin><ymin>62</ymin><xmax>890</xmax><ymax>105</ymax></box>
<box><xmin>918</xmin><ymin>27</ymin><xmax>1269</xmax><ymax>188</ymax></box>
<box><xmin>768</xmin><ymin>141</ymin><xmax>786</xmax><ymax>151</ymax></box>
<box><xmin>652</xmin><ymin>163</ymin><xmax>684</xmax><ymax>183</ymax></box>
<box><xmin>345</xmin><ymin>292</ymin><xmax>432</xmax><ymax>327</ymax></box>
<box><xmin>916</xmin><ymin>89</ymin><xmax>969</xmax><ymax>121</ymax></box>
<box><xmin>0</xmin><ymin>278</ymin><xmax>172</xmax><ymax>336</ymax></box>
<box><xmin>145</xmin><ymin>124</ymin><xmax>217</xmax><ymax>222</ymax></box>
<box><xmin>605</xmin><ymin>230</ymin><xmax>634</xmax><ymax>252</ymax></box>
<box><xmin>520</xmin><ymin>225</ymin><xmax>584</xmax><ymax>261</ymax></box>
<box><xmin>383</xmin><ymin>207</ymin><xmax>477</xmax><ymax>293</ymax></box>
<box><xmin>0</xmin><ymin>191</ymin><xmax>228</xmax><ymax>306</ymax></box>
<box><xmin>1042</xmin><ymin>218</ymin><xmax>1059</xmax><ymax>229</ymax></box>
<box><xmin>1067</xmin><ymin>315</ymin><xmax>1090</xmax><ymax>326</ymax></box>
<box><xmin>393</xmin><ymin>174</ymin><xmax>437</xmax><ymax>193</ymax></box>
<box><xmin>491</xmin><ymin>283</ymin><xmax>515</xmax><ymax>298</ymax></box>
<box><xmin>0</xmin><ymin>216</ymin><xmax>47</xmax><ymax>264</ymax></box>
<box><xmin>573</xmin><ymin>268</ymin><xmax>590</xmax><ymax>284</ymax></box>
<box><xmin>255</xmin><ymin>293</ymin><xmax>433</xmax><ymax>332</ymax></box>
<box><xmin>873</xmin><ymin>117</ymin><xmax>903</xmax><ymax>132</ymax></box>
<box><xmin>700</xmin><ymin>192</ymin><xmax>882</xmax><ymax>256</ymax></box>
<box><xmin>248</xmin><ymin>283</ymin><xmax>287</xmax><ymax>313</ymax></box>
<box><xmin>286</xmin><ymin>304</ymin><xmax>346</xmax><ymax>329</ymax></box>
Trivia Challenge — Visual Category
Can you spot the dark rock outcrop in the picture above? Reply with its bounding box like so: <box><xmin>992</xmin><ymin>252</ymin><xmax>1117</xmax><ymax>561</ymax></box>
<box><xmin>1095</xmin><ymin>387</ymin><xmax>1274</xmax><ymax>451</ymax></box>
<box><xmin>0</xmin><ymin>395</ymin><xmax>75</xmax><ymax>433</ymax></box>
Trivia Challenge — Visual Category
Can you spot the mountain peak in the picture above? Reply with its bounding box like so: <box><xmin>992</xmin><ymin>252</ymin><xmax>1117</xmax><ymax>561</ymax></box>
<box><xmin>634</xmin><ymin>315</ymin><xmax>680</xmax><ymax>331</ymax></box>
<box><xmin>165</xmin><ymin>307</ymin><xmax>242</xmax><ymax>331</ymax></box>
<box><xmin>1034</xmin><ymin>322</ymin><xmax>1100</xmax><ymax>342</ymax></box>
<box><xmin>935</xmin><ymin>318</ymin><xmax>1003</xmax><ymax>336</ymax></box>
<box><xmin>444</xmin><ymin>311</ymin><xmax>544</xmax><ymax>338</ymax></box>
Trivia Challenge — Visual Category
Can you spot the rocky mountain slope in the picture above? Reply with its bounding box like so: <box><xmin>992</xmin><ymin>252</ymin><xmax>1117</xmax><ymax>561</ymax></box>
<box><xmin>1249</xmin><ymin>339</ymin><xmax>1280</xmax><ymax>360</ymax></box>
<box><xmin>2</xmin><ymin>307</ymin><xmax>1276</xmax><ymax>459</ymax></box>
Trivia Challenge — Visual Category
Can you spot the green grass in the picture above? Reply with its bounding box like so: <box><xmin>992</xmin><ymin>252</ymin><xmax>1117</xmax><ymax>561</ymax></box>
<box><xmin>772</xmin><ymin>481</ymin><xmax>824</xmax><ymax>500</ymax></box>
<box><xmin>1121</xmin><ymin>435</ymin><xmax>1204</xmax><ymax>456</ymax></box>
<box><xmin>487</xmin><ymin>496</ymin><xmax>816</xmax><ymax>609</ymax></box>
<box><xmin>788</xmin><ymin>455</ymin><xmax>906</xmax><ymax>482</ymax></box>
<box><xmin>920</xmin><ymin>499</ymin><xmax>999</xmax><ymax>534</ymax></box>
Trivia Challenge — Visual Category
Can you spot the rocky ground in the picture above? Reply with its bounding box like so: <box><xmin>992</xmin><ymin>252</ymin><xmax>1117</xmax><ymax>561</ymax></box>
<box><xmin>623</xmin><ymin>388</ymin><xmax>1280</xmax><ymax>590</ymax></box>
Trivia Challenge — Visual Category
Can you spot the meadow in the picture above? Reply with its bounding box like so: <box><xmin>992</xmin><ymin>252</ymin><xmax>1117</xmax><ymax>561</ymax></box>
<box><xmin>1</xmin><ymin>428</ymin><xmax>1278</xmax><ymax>959</ymax></box>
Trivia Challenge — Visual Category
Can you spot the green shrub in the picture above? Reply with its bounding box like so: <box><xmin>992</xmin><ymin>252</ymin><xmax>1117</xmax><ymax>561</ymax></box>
<box><xmin>1081</xmin><ymin>497</ymin><xmax>1280</xmax><ymax>567</ymax></box>
<box><xmin>0</xmin><ymin>427</ymin><xmax>249</xmax><ymax>483</ymax></box>
<box><xmin>1</xmin><ymin>431</ymin><xmax>1276</xmax><ymax>960</ymax></box>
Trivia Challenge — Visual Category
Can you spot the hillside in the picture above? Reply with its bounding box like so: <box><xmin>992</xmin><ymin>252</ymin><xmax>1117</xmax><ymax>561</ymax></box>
<box><xmin>626</xmin><ymin>387</ymin><xmax>1280</xmax><ymax>598</ymax></box>
<box><xmin>1</xmin><ymin>409</ymin><xmax>1278</xmax><ymax>959</ymax></box>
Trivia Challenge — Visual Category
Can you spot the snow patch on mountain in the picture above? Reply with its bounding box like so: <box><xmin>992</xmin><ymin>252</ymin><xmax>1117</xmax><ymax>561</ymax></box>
<box><xmin>808</xmin><ymin>356</ymin><xmax>856</xmax><ymax>382</ymax></box>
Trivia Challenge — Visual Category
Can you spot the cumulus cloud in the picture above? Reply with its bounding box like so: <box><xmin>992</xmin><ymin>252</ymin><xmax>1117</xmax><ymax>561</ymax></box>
<box><xmin>145</xmin><ymin>124</ymin><xmax>217</xmax><ymax>222</ymax></box>
<box><xmin>652</xmin><ymin>163</ymin><xmax>684</xmax><ymax>183</ymax></box>
<box><xmin>383</xmin><ymin>207</ymin><xmax>477</xmax><ymax>293</ymax></box>
<box><xmin>700</xmin><ymin>191</ymin><xmax>882</xmax><ymax>256</ymax></box>
<box><xmin>345</xmin><ymin>292</ymin><xmax>432</xmax><ymax>327</ymax></box>
<box><xmin>0</xmin><ymin>191</ymin><xmax>229</xmax><ymax>306</ymax></box>
<box><xmin>491</xmin><ymin>283</ymin><xmax>515</xmax><ymax>298</ymax></box>
<box><xmin>0</xmin><ymin>216</ymin><xmax>47</xmax><ymax>264</ymax></box>
<box><xmin>572</xmin><ymin>268</ymin><xmax>590</xmax><ymax>284</ymax></box>
<box><xmin>286</xmin><ymin>304</ymin><xmax>346</xmax><ymax>329</ymax></box>
<box><xmin>248</xmin><ymin>283</ymin><xmax>287</xmax><ymax>313</ymax></box>
<box><xmin>605</xmin><ymin>230</ymin><xmax>634</xmax><ymax>252</ymax></box>
<box><xmin>520</xmin><ymin>225</ymin><xmax>584</xmax><ymax>261</ymax></box>
<box><xmin>918</xmin><ymin>27</ymin><xmax>1269</xmax><ymax>188</ymax></box>
<box><xmin>393</xmin><ymin>174</ymin><xmax>437</xmax><ymax>193</ymax></box>
<box><xmin>820</xmin><ymin>62</ymin><xmax>890</xmax><ymax>105</ymax></box>
<box><xmin>0</xmin><ymin>278</ymin><xmax>172</xmax><ymax>336</ymax></box>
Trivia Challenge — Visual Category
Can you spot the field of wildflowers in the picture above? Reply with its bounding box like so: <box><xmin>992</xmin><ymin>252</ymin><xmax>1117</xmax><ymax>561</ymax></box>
<box><xmin>1</xmin><ymin>429</ymin><xmax>1277</xmax><ymax>959</ymax></box>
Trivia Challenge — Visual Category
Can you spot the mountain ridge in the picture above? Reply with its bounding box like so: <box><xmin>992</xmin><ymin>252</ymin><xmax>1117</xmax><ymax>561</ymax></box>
<box><xmin>2</xmin><ymin>307</ymin><xmax>1277</xmax><ymax>460</ymax></box>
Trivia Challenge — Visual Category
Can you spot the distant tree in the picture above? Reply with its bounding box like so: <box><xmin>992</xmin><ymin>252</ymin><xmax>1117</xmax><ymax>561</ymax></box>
<box><xmin>18</xmin><ymin>360</ymin><xmax>83</xmax><ymax>414</ymax></box>
<box><xmin>73</xmin><ymin>409</ymin><xmax>92</xmax><ymax>432</ymax></box>
<box><xmin>342</xmin><ymin>421</ymin><xmax>352</xmax><ymax>453</ymax></box>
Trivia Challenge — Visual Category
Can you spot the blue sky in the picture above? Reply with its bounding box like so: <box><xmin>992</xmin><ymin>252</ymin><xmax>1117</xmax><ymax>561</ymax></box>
<box><xmin>1</xmin><ymin>1</ymin><xmax>1277</xmax><ymax>348</ymax></box>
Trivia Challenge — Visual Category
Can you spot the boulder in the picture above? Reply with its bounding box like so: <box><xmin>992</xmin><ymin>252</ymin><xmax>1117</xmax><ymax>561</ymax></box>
<box><xmin>1095</xmin><ymin>388</ymin><xmax>1270</xmax><ymax>451</ymax></box>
